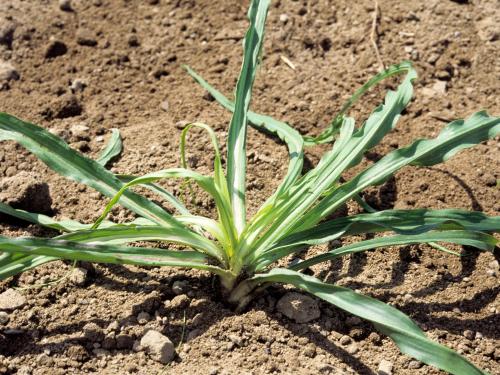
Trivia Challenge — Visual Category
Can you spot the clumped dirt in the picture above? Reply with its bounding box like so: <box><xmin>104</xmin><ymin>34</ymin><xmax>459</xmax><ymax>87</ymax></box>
<box><xmin>0</xmin><ymin>0</ymin><xmax>499</xmax><ymax>374</ymax></box>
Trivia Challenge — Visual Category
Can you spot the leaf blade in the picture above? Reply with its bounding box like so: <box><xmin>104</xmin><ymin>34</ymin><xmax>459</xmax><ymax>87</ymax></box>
<box><xmin>0</xmin><ymin>112</ymin><xmax>182</xmax><ymax>228</ymax></box>
<box><xmin>239</xmin><ymin>268</ymin><xmax>486</xmax><ymax>375</ymax></box>
<box><xmin>96</xmin><ymin>128</ymin><xmax>122</xmax><ymax>167</ymax></box>
<box><xmin>288</xmin><ymin>230</ymin><xmax>497</xmax><ymax>271</ymax></box>
<box><xmin>303</xmin><ymin>111</ymin><xmax>500</xmax><ymax>226</ymax></box>
<box><xmin>0</xmin><ymin>236</ymin><xmax>229</xmax><ymax>278</ymax></box>
<box><xmin>226</xmin><ymin>0</ymin><xmax>271</xmax><ymax>234</ymax></box>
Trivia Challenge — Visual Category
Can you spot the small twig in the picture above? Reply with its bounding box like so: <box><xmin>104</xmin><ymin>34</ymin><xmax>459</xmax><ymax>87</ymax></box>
<box><xmin>213</xmin><ymin>35</ymin><xmax>243</xmax><ymax>41</ymax></box>
<box><xmin>370</xmin><ymin>0</ymin><xmax>385</xmax><ymax>71</ymax></box>
<box><xmin>177</xmin><ymin>310</ymin><xmax>187</xmax><ymax>351</ymax></box>
<box><xmin>280</xmin><ymin>55</ymin><xmax>296</xmax><ymax>71</ymax></box>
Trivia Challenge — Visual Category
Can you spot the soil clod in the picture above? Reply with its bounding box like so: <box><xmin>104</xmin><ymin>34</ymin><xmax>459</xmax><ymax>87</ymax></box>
<box><xmin>276</xmin><ymin>292</ymin><xmax>320</xmax><ymax>323</ymax></box>
<box><xmin>0</xmin><ymin>289</ymin><xmax>26</xmax><ymax>311</ymax></box>
<box><xmin>140</xmin><ymin>330</ymin><xmax>175</xmax><ymax>364</ymax></box>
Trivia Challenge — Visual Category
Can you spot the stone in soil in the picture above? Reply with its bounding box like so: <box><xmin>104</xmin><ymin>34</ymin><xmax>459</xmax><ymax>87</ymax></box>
<box><xmin>0</xmin><ymin>289</ymin><xmax>26</xmax><ymax>311</ymax></box>
<box><xmin>0</xmin><ymin>61</ymin><xmax>19</xmax><ymax>81</ymax></box>
<box><xmin>0</xmin><ymin>311</ymin><xmax>9</xmax><ymax>324</ymax></box>
<box><xmin>45</xmin><ymin>38</ymin><xmax>68</xmax><ymax>59</ymax></box>
<box><xmin>0</xmin><ymin>171</ymin><xmax>53</xmax><ymax>215</ymax></box>
<box><xmin>66</xmin><ymin>344</ymin><xmax>88</xmax><ymax>362</ymax></box>
<box><xmin>0</xmin><ymin>17</ymin><xmax>15</xmax><ymax>48</ymax></box>
<box><xmin>137</xmin><ymin>311</ymin><xmax>151</xmax><ymax>324</ymax></box>
<box><xmin>463</xmin><ymin>329</ymin><xmax>475</xmax><ymax>340</ymax></box>
<box><xmin>43</xmin><ymin>93</ymin><xmax>82</xmax><ymax>119</ymax></box>
<box><xmin>171</xmin><ymin>280</ymin><xmax>189</xmax><ymax>295</ymax></box>
<box><xmin>70</xmin><ymin>123</ymin><xmax>90</xmax><ymax>141</ymax></box>
<box><xmin>378</xmin><ymin>359</ymin><xmax>393</xmax><ymax>375</ymax></box>
<box><xmin>59</xmin><ymin>0</ymin><xmax>73</xmax><ymax>12</ymax></box>
<box><xmin>475</xmin><ymin>16</ymin><xmax>499</xmax><ymax>42</ymax></box>
<box><xmin>70</xmin><ymin>78</ymin><xmax>87</xmax><ymax>93</ymax></box>
<box><xmin>140</xmin><ymin>330</ymin><xmax>175</xmax><ymax>364</ymax></box>
<box><xmin>431</xmin><ymin>80</ymin><xmax>447</xmax><ymax>94</ymax></box>
<box><xmin>276</xmin><ymin>292</ymin><xmax>320</xmax><ymax>323</ymax></box>
<box><xmin>83</xmin><ymin>322</ymin><xmax>104</xmax><ymax>342</ymax></box>
<box><xmin>116</xmin><ymin>334</ymin><xmax>135</xmax><ymax>349</ymax></box>
<box><xmin>76</xmin><ymin>28</ymin><xmax>98</xmax><ymax>46</ymax></box>
<box><xmin>69</xmin><ymin>267</ymin><xmax>88</xmax><ymax>286</ymax></box>
<box><xmin>166</xmin><ymin>294</ymin><xmax>190</xmax><ymax>309</ymax></box>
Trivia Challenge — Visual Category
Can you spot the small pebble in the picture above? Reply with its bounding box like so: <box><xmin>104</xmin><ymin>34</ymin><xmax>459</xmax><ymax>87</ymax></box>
<box><xmin>59</xmin><ymin>0</ymin><xmax>72</xmax><ymax>11</ymax></box>
<box><xmin>76</xmin><ymin>28</ymin><xmax>97</xmax><ymax>46</ymax></box>
<box><xmin>0</xmin><ymin>61</ymin><xmax>19</xmax><ymax>81</ymax></box>
<box><xmin>137</xmin><ymin>311</ymin><xmax>151</xmax><ymax>325</ymax></box>
<box><xmin>160</xmin><ymin>100</ymin><xmax>169</xmax><ymax>112</ymax></box>
<box><xmin>166</xmin><ymin>294</ymin><xmax>189</xmax><ymax>309</ymax></box>
<box><xmin>378</xmin><ymin>359</ymin><xmax>393</xmax><ymax>375</ymax></box>
<box><xmin>69</xmin><ymin>267</ymin><xmax>87</xmax><ymax>286</ymax></box>
<box><xmin>488</xmin><ymin>260</ymin><xmax>499</xmax><ymax>270</ymax></box>
<box><xmin>345</xmin><ymin>344</ymin><xmax>358</xmax><ymax>355</ymax></box>
<box><xmin>83</xmin><ymin>322</ymin><xmax>104</xmax><ymax>342</ymax></box>
<box><xmin>228</xmin><ymin>334</ymin><xmax>243</xmax><ymax>347</ymax></box>
<box><xmin>140</xmin><ymin>330</ymin><xmax>175</xmax><ymax>364</ymax></box>
<box><xmin>463</xmin><ymin>330</ymin><xmax>475</xmax><ymax>340</ymax></box>
<box><xmin>0</xmin><ymin>311</ymin><xmax>9</xmax><ymax>324</ymax></box>
<box><xmin>408</xmin><ymin>360</ymin><xmax>423</xmax><ymax>369</ymax></box>
<box><xmin>0</xmin><ymin>289</ymin><xmax>26</xmax><ymax>311</ymax></box>
<box><xmin>276</xmin><ymin>292</ymin><xmax>320</xmax><ymax>323</ymax></box>
<box><xmin>70</xmin><ymin>78</ymin><xmax>87</xmax><ymax>93</ymax></box>
<box><xmin>339</xmin><ymin>335</ymin><xmax>352</xmax><ymax>345</ymax></box>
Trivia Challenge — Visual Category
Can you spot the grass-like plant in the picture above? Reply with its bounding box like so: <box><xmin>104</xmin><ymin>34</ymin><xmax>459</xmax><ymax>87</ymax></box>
<box><xmin>0</xmin><ymin>1</ymin><xmax>499</xmax><ymax>373</ymax></box>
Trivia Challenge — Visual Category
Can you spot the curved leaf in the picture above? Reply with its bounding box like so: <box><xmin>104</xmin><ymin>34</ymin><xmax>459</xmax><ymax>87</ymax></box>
<box><xmin>0</xmin><ymin>200</ymin><xmax>156</xmax><ymax>233</ymax></box>
<box><xmin>251</xmin><ymin>64</ymin><xmax>418</xmax><ymax>254</ymax></box>
<box><xmin>0</xmin><ymin>236</ymin><xmax>230</xmax><ymax>278</ymax></box>
<box><xmin>226</xmin><ymin>0</ymin><xmax>271</xmax><ymax>234</ymax></box>
<box><xmin>234</xmin><ymin>268</ymin><xmax>486</xmax><ymax>375</ymax></box>
<box><xmin>287</xmin><ymin>230</ymin><xmax>497</xmax><ymax>272</ymax></box>
<box><xmin>183</xmin><ymin>65</ymin><xmax>304</xmax><ymax>199</ymax></box>
<box><xmin>57</xmin><ymin>225</ymin><xmax>224</xmax><ymax>261</ymax></box>
<box><xmin>0</xmin><ymin>112</ymin><xmax>182</xmax><ymax>228</ymax></box>
<box><xmin>263</xmin><ymin>209</ymin><xmax>500</xmax><ymax>261</ymax></box>
<box><xmin>304</xmin><ymin>111</ymin><xmax>500</xmax><ymax>226</ymax></box>
<box><xmin>116</xmin><ymin>174</ymin><xmax>190</xmax><ymax>216</ymax></box>
<box><xmin>304</xmin><ymin>61</ymin><xmax>416</xmax><ymax>145</ymax></box>
<box><xmin>96</xmin><ymin>128</ymin><xmax>122</xmax><ymax>167</ymax></box>
<box><xmin>179</xmin><ymin>123</ymin><xmax>236</xmax><ymax>248</ymax></box>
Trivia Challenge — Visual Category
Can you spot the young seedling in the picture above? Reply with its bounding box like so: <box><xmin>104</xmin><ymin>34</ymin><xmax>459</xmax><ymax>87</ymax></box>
<box><xmin>0</xmin><ymin>1</ymin><xmax>498</xmax><ymax>373</ymax></box>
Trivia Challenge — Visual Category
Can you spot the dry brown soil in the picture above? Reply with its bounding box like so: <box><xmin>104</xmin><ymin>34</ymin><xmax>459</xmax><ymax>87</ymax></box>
<box><xmin>0</xmin><ymin>0</ymin><xmax>499</xmax><ymax>374</ymax></box>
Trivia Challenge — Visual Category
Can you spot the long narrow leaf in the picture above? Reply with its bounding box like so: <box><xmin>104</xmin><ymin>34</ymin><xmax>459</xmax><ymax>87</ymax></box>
<box><xmin>57</xmin><ymin>225</ymin><xmax>225</xmax><ymax>262</ymax></box>
<box><xmin>303</xmin><ymin>111</ymin><xmax>500</xmax><ymax>226</ymax></box>
<box><xmin>0</xmin><ymin>112</ymin><xmax>182</xmax><ymax>228</ymax></box>
<box><xmin>93</xmin><ymin>168</ymin><xmax>232</xmax><ymax>260</ymax></box>
<box><xmin>116</xmin><ymin>174</ymin><xmax>190</xmax><ymax>216</ymax></box>
<box><xmin>233</xmin><ymin>268</ymin><xmax>486</xmax><ymax>375</ymax></box>
<box><xmin>303</xmin><ymin>61</ymin><xmax>415</xmax><ymax>145</ymax></box>
<box><xmin>0</xmin><ymin>236</ymin><xmax>230</xmax><ymax>278</ymax></box>
<box><xmin>179</xmin><ymin>123</ymin><xmax>236</xmax><ymax>248</ymax></box>
<box><xmin>251</xmin><ymin>65</ymin><xmax>418</xmax><ymax>253</ymax></box>
<box><xmin>284</xmin><ymin>230</ymin><xmax>497</xmax><ymax>272</ymax></box>
<box><xmin>0</xmin><ymin>200</ymin><xmax>156</xmax><ymax>232</ymax></box>
<box><xmin>259</xmin><ymin>209</ymin><xmax>500</xmax><ymax>264</ymax></box>
<box><xmin>184</xmin><ymin>65</ymin><xmax>304</xmax><ymax>199</ymax></box>
<box><xmin>0</xmin><ymin>252</ymin><xmax>57</xmax><ymax>280</ymax></box>
<box><xmin>226</xmin><ymin>0</ymin><xmax>270</xmax><ymax>234</ymax></box>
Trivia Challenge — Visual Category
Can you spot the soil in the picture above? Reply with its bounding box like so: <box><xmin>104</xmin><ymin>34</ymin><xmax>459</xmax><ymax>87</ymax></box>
<box><xmin>0</xmin><ymin>0</ymin><xmax>499</xmax><ymax>374</ymax></box>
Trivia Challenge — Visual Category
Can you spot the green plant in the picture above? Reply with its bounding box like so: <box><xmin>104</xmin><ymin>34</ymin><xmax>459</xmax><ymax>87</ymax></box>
<box><xmin>0</xmin><ymin>1</ymin><xmax>498</xmax><ymax>373</ymax></box>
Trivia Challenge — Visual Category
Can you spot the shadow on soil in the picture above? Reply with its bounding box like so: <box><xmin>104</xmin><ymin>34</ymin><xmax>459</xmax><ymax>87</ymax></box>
<box><xmin>1</xmin><ymin>249</ymin><xmax>498</xmax><ymax>375</ymax></box>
